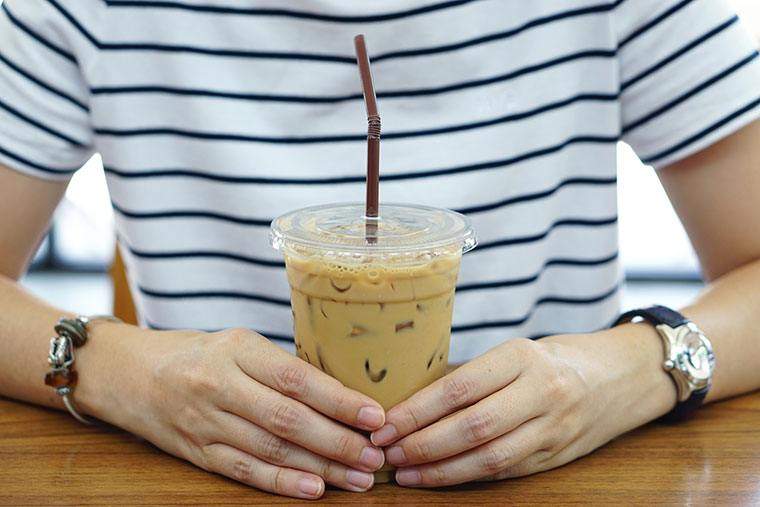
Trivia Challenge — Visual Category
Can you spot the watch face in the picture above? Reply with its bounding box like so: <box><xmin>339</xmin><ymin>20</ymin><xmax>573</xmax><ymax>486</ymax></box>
<box><xmin>681</xmin><ymin>329</ymin><xmax>713</xmax><ymax>381</ymax></box>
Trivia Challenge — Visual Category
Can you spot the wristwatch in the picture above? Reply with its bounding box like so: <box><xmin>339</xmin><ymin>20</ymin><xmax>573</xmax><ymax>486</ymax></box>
<box><xmin>613</xmin><ymin>305</ymin><xmax>716</xmax><ymax>421</ymax></box>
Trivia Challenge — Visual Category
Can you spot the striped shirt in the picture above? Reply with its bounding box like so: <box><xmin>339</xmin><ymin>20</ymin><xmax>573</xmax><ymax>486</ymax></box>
<box><xmin>0</xmin><ymin>0</ymin><xmax>757</xmax><ymax>362</ymax></box>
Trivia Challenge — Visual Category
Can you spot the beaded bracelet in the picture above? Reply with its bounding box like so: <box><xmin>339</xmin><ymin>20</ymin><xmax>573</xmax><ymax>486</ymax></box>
<box><xmin>44</xmin><ymin>315</ymin><xmax>122</xmax><ymax>425</ymax></box>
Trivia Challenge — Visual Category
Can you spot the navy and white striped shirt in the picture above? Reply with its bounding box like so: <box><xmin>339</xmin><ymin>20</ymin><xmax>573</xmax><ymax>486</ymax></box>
<box><xmin>1</xmin><ymin>0</ymin><xmax>757</xmax><ymax>362</ymax></box>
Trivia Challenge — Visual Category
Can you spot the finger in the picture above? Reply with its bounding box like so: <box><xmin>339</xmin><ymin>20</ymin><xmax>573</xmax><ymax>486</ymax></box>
<box><xmin>372</xmin><ymin>339</ymin><xmax>532</xmax><ymax>446</ymax></box>
<box><xmin>475</xmin><ymin>450</ymin><xmax>553</xmax><ymax>481</ymax></box>
<box><xmin>236</xmin><ymin>331</ymin><xmax>385</xmax><ymax>431</ymax></box>
<box><xmin>214</xmin><ymin>410</ymin><xmax>375</xmax><ymax>492</ymax></box>
<box><xmin>494</xmin><ymin>434</ymin><xmax>592</xmax><ymax>480</ymax></box>
<box><xmin>385</xmin><ymin>374</ymin><xmax>543</xmax><ymax>466</ymax></box>
<box><xmin>222</xmin><ymin>373</ymin><xmax>385</xmax><ymax>473</ymax></box>
<box><xmin>202</xmin><ymin>442</ymin><xmax>325</xmax><ymax>499</ymax></box>
<box><xmin>394</xmin><ymin>417</ymin><xmax>546</xmax><ymax>488</ymax></box>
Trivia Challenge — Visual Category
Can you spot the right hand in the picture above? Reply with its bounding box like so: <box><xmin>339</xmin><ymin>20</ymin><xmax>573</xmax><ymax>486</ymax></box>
<box><xmin>91</xmin><ymin>326</ymin><xmax>386</xmax><ymax>499</ymax></box>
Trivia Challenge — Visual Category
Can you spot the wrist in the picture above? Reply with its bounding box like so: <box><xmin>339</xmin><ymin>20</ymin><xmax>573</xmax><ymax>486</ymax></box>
<box><xmin>74</xmin><ymin>321</ymin><xmax>154</xmax><ymax>428</ymax></box>
<box><xmin>543</xmin><ymin>324</ymin><xmax>677</xmax><ymax>436</ymax></box>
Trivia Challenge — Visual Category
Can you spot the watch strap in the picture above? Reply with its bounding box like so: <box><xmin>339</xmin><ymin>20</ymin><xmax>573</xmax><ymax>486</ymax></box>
<box><xmin>662</xmin><ymin>386</ymin><xmax>709</xmax><ymax>423</ymax></box>
<box><xmin>613</xmin><ymin>304</ymin><xmax>688</xmax><ymax>328</ymax></box>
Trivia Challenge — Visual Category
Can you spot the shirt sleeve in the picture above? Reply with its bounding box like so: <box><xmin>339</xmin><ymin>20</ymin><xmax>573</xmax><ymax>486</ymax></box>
<box><xmin>615</xmin><ymin>0</ymin><xmax>760</xmax><ymax>169</ymax></box>
<box><xmin>0</xmin><ymin>0</ymin><xmax>94</xmax><ymax>181</ymax></box>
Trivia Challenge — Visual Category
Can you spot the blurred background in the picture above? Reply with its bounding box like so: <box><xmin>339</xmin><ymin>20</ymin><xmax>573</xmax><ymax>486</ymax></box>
<box><xmin>16</xmin><ymin>0</ymin><xmax>760</xmax><ymax>317</ymax></box>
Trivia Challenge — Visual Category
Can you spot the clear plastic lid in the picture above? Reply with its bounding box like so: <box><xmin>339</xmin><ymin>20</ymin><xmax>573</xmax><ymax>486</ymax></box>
<box><xmin>270</xmin><ymin>203</ymin><xmax>476</xmax><ymax>257</ymax></box>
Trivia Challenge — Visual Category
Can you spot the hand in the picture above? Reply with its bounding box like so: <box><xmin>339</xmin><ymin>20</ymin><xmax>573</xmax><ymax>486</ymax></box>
<box><xmin>370</xmin><ymin>331</ymin><xmax>674</xmax><ymax>487</ymax></box>
<box><xmin>93</xmin><ymin>326</ymin><xmax>386</xmax><ymax>499</ymax></box>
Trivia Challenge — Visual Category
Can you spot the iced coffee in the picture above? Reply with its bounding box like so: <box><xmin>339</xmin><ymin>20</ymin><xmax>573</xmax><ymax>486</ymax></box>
<box><xmin>271</xmin><ymin>202</ymin><xmax>476</xmax><ymax>481</ymax></box>
<box><xmin>285</xmin><ymin>247</ymin><xmax>460</xmax><ymax>409</ymax></box>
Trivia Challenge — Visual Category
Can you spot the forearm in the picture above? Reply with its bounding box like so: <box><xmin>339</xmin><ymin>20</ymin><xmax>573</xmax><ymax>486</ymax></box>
<box><xmin>544</xmin><ymin>258</ymin><xmax>760</xmax><ymax>439</ymax></box>
<box><xmin>681</xmin><ymin>258</ymin><xmax>760</xmax><ymax>402</ymax></box>
<box><xmin>0</xmin><ymin>273</ymin><xmax>146</xmax><ymax>423</ymax></box>
<box><xmin>0</xmin><ymin>273</ymin><xmax>75</xmax><ymax>407</ymax></box>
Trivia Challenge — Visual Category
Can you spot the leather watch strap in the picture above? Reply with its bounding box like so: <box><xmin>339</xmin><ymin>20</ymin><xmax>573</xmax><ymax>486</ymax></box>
<box><xmin>662</xmin><ymin>386</ymin><xmax>709</xmax><ymax>422</ymax></box>
<box><xmin>613</xmin><ymin>304</ymin><xmax>688</xmax><ymax>328</ymax></box>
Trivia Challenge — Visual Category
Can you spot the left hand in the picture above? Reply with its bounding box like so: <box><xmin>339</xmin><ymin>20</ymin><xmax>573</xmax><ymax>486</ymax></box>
<box><xmin>369</xmin><ymin>336</ymin><xmax>632</xmax><ymax>486</ymax></box>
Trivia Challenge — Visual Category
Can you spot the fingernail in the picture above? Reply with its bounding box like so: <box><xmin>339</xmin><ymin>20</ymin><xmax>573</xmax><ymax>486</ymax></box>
<box><xmin>396</xmin><ymin>469</ymin><xmax>421</xmax><ymax>486</ymax></box>
<box><xmin>385</xmin><ymin>446</ymin><xmax>407</xmax><ymax>465</ymax></box>
<box><xmin>346</xmin><ymin>470</ymin><xmax>374</xmax><ymax>490</ymax></box>
<box><xmin>371</xmin><ymin>423</ymin><xmax>398</xmax><ymax>446</ymax></box>
<box><xmin>359</xmin><ymin>446</ymin><xmax>385</xmax><ymax>470</ymax></box>
<box><xmin>357</xmin><ymin>406</ymin><xmax>384</xmax><ymax>429</ymax></box>
<box><xmin>297</xmin><ymin>477</ymin><xmax>323</xmax><ymax>497</ymax></box>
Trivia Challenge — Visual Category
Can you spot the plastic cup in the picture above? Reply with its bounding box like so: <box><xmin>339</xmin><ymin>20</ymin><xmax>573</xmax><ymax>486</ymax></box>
<box><xmin>271</xmin><ymin>202</ymin><xmax>476</xmax><ymax>482</ymax></box>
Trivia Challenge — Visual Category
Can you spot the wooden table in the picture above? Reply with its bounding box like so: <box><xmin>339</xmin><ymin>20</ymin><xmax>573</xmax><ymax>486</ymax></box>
<box><xmin>2</xmin><ymin>393</ymin><xmax>759</xmax><ymax>506</ymax></box>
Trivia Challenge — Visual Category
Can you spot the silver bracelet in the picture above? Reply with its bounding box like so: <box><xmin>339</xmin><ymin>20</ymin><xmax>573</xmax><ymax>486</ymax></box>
<box><xmin>44</xmin><ymin>315</ymin><xmax>122</xmax><ymax>425</ymax></box>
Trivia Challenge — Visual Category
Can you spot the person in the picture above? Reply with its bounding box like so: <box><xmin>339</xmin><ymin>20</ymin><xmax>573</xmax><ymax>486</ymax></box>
<box><xmin>0</xmin><ymin>0</ymin><xmax>758</xmax><ymax>500</ymax></box>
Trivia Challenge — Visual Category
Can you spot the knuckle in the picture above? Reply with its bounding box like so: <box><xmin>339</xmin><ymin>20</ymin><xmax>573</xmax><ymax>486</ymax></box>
<box><xmin>162</xmin><ymin>354</ymin><xmax>217</xmax><ymax>397</ymax></box>
<box><xmin>408</xmin><ymin>437</ymin><xmax>434</xmax><ymax>463</ymax></box>
<box><xmin>532</xmin><ymin>450</ymin><xmax>562</xmax><ymax>475</ymax></box>
<box><xmin>271</xmin><ymin>402</ymin><xmax>301</xmax><ymax>437</ymax></box>
<box><xmin>273</xmin><ymin>363</ymin><xmax>309</xmax><ymax>398</ymax></box>
<box><xmin>441</xmin><ymin>375</ymin><xmax>477</xmax><ymax>409</ymax></box>
<box><xmin>399</xmin><ymin>401</ymin><xmax>423</xmax><ymax>430</ymax></box>
<box><xmin>422</xmin><ymin>465</ymin><xmax>448</xmax><ymax>486</ymax></box>
<box><xmin>225</xmin><ymin>327</ymin><xmax>259</xmax><ymax>347</ymax></box>
<box><xmin>231</xmin><ymin>455</ymin><xmax>257</xmax><ymax>484</ymax></box>
<box><xmin>174</xmin><ymin>404</ymin><xmax>205</xmax><ymax>436</ymax></box>
<box><xmin>332</xmin><ymin>433</ymin><xmax>353</xmax><ymax>460</ymax></box>
<box><xmin>330</xmin><ymin>390</ymin><xmax>349</xmax><ymax>419</ymax></box>
<box><xmin>479</xmin><ymin>446</ymin><xmax>511</xmax><ymax>474</ymax></box>
<box><xmin>152</xmin><ymin>349</ymin><xmax>204</xmax><ymax>389</ymax></box>
<box><xmin>196</xmin><ymin>444</ymin><xmax>215</xmax><ymax>472</ymax></box>
<box><xmin>493</xmin><ymin>462</ymin><xmax>523</xmax><ymax>480</ymax></box>
<box><xmin>317</xmin><ymin>457</ymin><xmax>338</xmax><ymax>481</ymax></box>
<box><xmin>551</xmin><ymin>411</ymin><xmax>583</xmax><ymax>447</ymax></box>
<box><xmin>189</xmin><ymin>369</ymin><xmax>218</xmax><ymax>397</ymax></box>
<box><xmin>259</xmin><ymin>433</ymin><xmax>290</xmax><ymax>465</ymax></box>
<box><xmin>509</xmin><ymin>337</ymin><xmax>538</xmax><ymax>358</ymax></box>
<box><xmin>271</xmin><ymin>467</ymin><xmax>288</xmax><ymax>495</ymax></box>
<box><xmin>545</xmin><ymin>371</ymin><xmax>574</xmax><ymax>403</ymax></box>
<box><xmin>317</xmin><ymin>457</ymin><xmax>331</xmax><ymax>479</ymax></box>
<box><xmin>542</xmin><ymin>428</ymin><xmax>564</xmax><ymax>452</ymax></box>
<box><xmin>462</xmin><ymin>411</ymin><xmax>498</xmax><ymax>444</ymax></box>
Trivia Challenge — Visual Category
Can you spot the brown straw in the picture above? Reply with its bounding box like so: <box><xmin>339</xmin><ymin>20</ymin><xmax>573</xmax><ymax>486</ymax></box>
<box><xmin>353</xmin><ymin>34</ymin><xmax>381</xmax><ymax>242</ymax></box>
